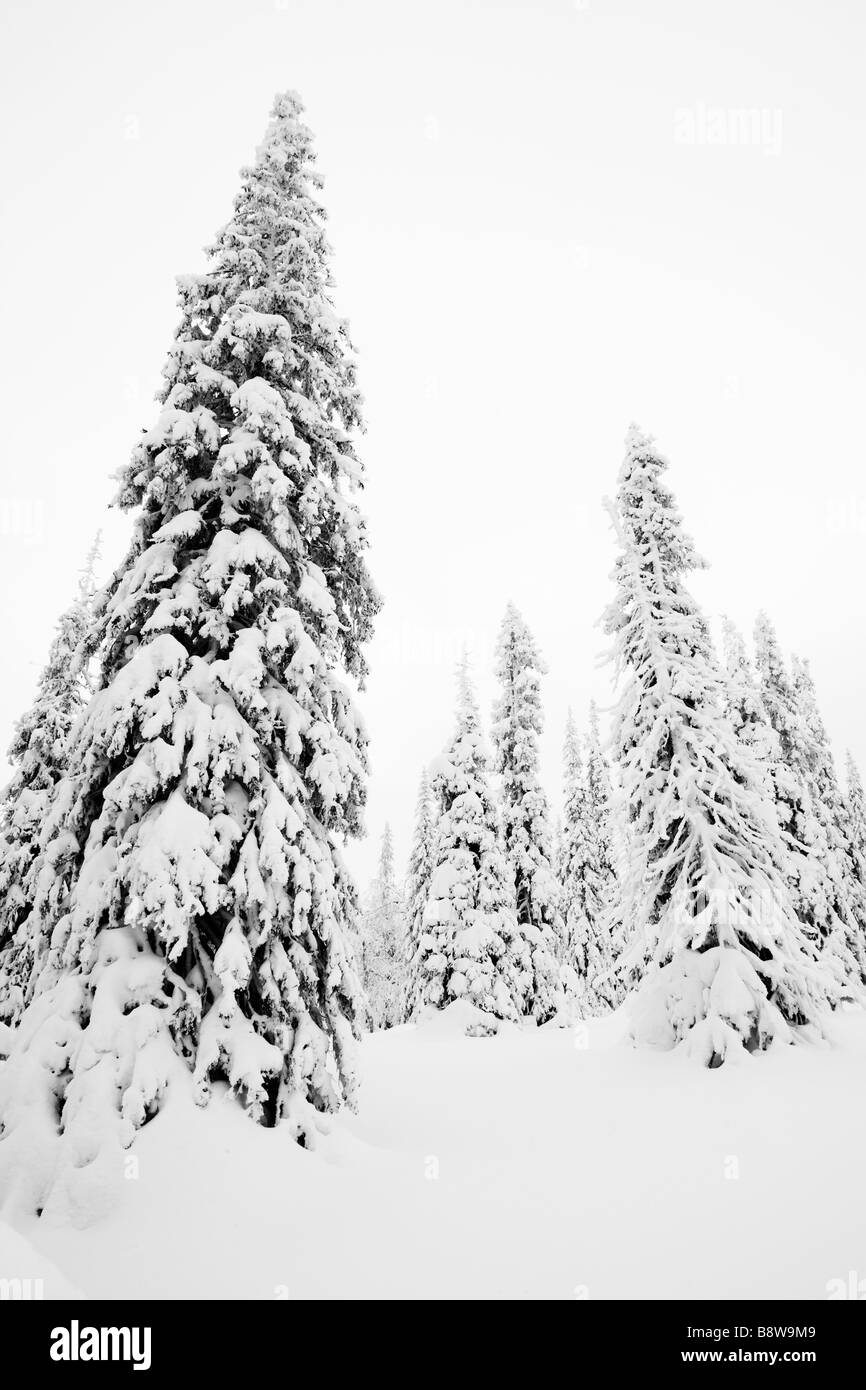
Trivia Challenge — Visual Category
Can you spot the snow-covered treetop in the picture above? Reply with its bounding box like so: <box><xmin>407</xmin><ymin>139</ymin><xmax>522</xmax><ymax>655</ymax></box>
<box><xmin>562</xmin><ymin>708</ymin><xmax>582</xmax><ymax>819</ymax></box>
<box><xmin>721</xmin><ymin>617</ymin><xmax>779</xmax><ymax>761</ymax></box>
<box><xmin>441</xmin><ymin>650</ymin><xmax>486</xmax><ymax>780</ymax></box>
<box><xmin>604</xmin><ymin>425</ymin><xmax>719</xmax><ymax>723</ymax></box>
<box><xmin>492</xmin><ymin>604</ymin><xmax>548</xmax><ymax>809</ymax></box>
<box><xmin>379</xmin><ymin>821</ymin><xmax>395</xmax><ymax>891</ymax></box>
<box><xmin>112</xmin><ymin>89</ymin><xmax>378</xmax><ymax>691</ymax></box>
<box><xmin>4</xmin><ymin>537</ymin><xmax>101</xmax><ymax>794</ymax></box>
<box><xmin>753</xmin><ymin>612</ymin><xmax>797</xmax><ymax>743</ymax></box>
<box><xmin>612</xmin><ymin>423</ymin><xmax>708</xmax><ymax>580</ymax></box>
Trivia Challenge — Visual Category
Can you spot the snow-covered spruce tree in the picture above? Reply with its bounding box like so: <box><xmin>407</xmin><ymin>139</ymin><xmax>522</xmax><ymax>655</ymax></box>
<box><xmin>357</xmin><ymin>824</ymin><xmax>405</xmax><ymax>1030</ymax></box>
<box><xmin>846</xmin><ymin>751</ymin><xmax>866</xmax><ymax>962</ymax></box>
<box><xmin>791</xmin><ymin>655</ymin><xmax>866</xmax><ymax>986</ymax></box>
<box><xmin>0</xmin><ymin>536</ymin><xmax>101</xmax><ymax>1026</ymax></box>
<box><xmin>846</xmin><ymin>752</ymin><xmax>866</xmax><ymax>868</ymax></box>
<box><xmin>603</xmin><ymin>425</ymin><xmax>831</xmax><ymax>1064</ymax></box>
<box><xmin>0</xmin><ymin>92</ymin><xmax>379</xmax><ymax>1217</ymax></box>
<box><xmin>551</xmin><ymin>814</ymin><xmax>565</xmax><ymax>950</ymax></box>
<box><xmin>401</xmin><ymin>768</ymin><xmax>437</xmax><ymax>1019</ymax></box>
<box><xmin>721</xmin><ymin>618</ymin><xmax>780</xmax><ymax>793</ymax></box>
<box><xmin>717</xmin><ymin>618</ymin><xmax>849</xmax><ymax>972</ymax></box>
<box><xmin>558</xmin><ymin>711</ymin><xmax>581</xmax><ymax>973</ymax></box>
<box><xmin>753</xmin><ymin>615</ymin><xmax>862</xmax><ymax>989</ymax></box>
<box><xmin>491</xmin><ymin>603</ymin><xmax>561</xmax><ymax>1023</ymax></box>
<box><xmin>406</xmin><ymin>658</ymin><xmax>529</xmax><ymax>1023</ymax></box>
<box><xmin>559</xmin><ymin>708</ymin><xmax>619</xmax><ymax>1016</ymax></box>
<box><xmin>583</xmin><ymin>702</ymin><xmax>622</xmax><ymax>1003</ymax></box>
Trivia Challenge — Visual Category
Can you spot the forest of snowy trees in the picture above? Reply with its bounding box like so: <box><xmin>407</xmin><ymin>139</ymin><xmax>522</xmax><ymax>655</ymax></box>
<box><xmin>0</xmin><ymin>90</ymin><xmax>864</xmax><ymax>1222</ymax></box>
<box><xmin>356</xmin><ymin>425</ymin><xmax>866</xmax><ymax>1058</ymax></box>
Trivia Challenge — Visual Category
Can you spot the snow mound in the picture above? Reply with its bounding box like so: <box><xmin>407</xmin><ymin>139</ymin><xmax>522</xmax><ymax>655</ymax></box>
<box><xmin>629</xmin><ymin>947</ymin><xmax>829</xmax><ymax>1065</ymax></box>
<box><xmin>412</xmin><ymin>999</ymin><xmax>504</xmax><ymax>1038</ymax></box>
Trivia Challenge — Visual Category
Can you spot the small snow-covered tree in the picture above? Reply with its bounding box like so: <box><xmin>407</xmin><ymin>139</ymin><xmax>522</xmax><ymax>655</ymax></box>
<box><xmin>717</xmin><ymin>618</ymin><xmax>853</xmax><ymax>980</ymax></box>
<box><xmin>604</xmin><ymin>425</ymin><xmax>831</xmax><ymax>1065</ymax></box>
<box><xmin>846</xmin><ymin>752</ymin><xmax>866</xmax><ymax>868</ymax></box>
<box><xmin>559</xmin><ymin>707</ymin><xmax>620</xmax><ymax>1015</ymax></box>
<box><xmin>791</xmin><ymin>655</ymin><xmax>866</xmax><ymax>986</ymax></box>
<box><xmin>0</xmin><ymin>91</ymin><xmax>379</xmax><ymax>1219</ymax></box>
<box><xmin>584</xmin><ymin>703</ymin><xmax>622</xmax><ymax>1000</ymax></box>
<box><xmin>559</xmin><ymin>710</ymin><xmax>582</xmax><ymax>974</ymax></box>
<box><xmin>357</xmin><ymin>824</ymin><xmax>405</xmax><ymax>1030</ymax></box>
<box><xmin>0</xmin><ymin>536</ymin><xmax>101</xmax><ymax>1025</ymax></box>
<box><xmin>402</xmin><ymin>769</ymin><xmax>437</xmax><ymax>1018</ymax></box>
<box><xmin>721</xmin><ymin>618</ymin><xmax>780</xmax><ymax>791</ymax></box>
<box><xmin>845</xmin><ymin>752</ymin><xmax>866</xmax><ymax>966</ymax></box>
<box><xmin>753</xmin><ymin>616</ymin><xmax>862</xmax><ymax>988</ymax></box>
<box><xmin>491</xmin><ymin>603</ymin><xmax>561</xmax><ymax>1023</ymax></box>
<box><xmin>406</xmin><ymin>658</ymin><xmax>529</xmax><ymax>1022</ymax></box>
<box><xmin>551</xmin><ymin>814</ymin><xmax>564</xmax><ymax>948</ymax></box>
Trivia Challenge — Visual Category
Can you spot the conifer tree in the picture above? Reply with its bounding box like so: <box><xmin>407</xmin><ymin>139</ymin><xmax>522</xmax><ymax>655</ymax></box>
<box><xmin>604</xmin><ymin>425</ymin><xmax>831</xmax><ymax>1064</ymax></box>
<box><xmin>845</xmin><ymin>752</ymin><xmax>866</xmax><ymax>967</ymax></box>
<box><xmin>583</xmin><ymin>702</ymin><xmax>621</xmax><ymax>1002</ymax></box>
<box><xmin>357</xmin><ymin>823</ymin><xmax>405</xmax><ymax>1029</ymax></box>
<box><xmin>559</xmin><ymin>710</ymin><xmax>584</xmax><ymax>998</ymax></box>
<box><xmin>551</xmin><ymin>814</ymin><xmax>565</xmax><ymax>952</ymax></box>
<box><xmin>491</xmin><ymin>603</ymin><xmax>561</xmax><ymax>1023</ymax></box>
<box><xmin>559</xmin><ymin>707</ymin><xmax>619</xmax><ymax>1015</ymax></box>
<box><xmin>791</xmin><ymin>656</ymin><xmax>866</xmax><ymax>986</ymax></box>
<box><xmin>846</xmin><ymin>752</ymin><xmax>866</xmax><ymax>868</ymax></box>
<box><xmin>407</xmin><ymin>659</ymin><xmax>528</xmax><ymax>1022</ymax></box>
<box><xmin>721</xmin><ymin>618</ymin><xmax>780</xmax><ymax>789</ymax></box>
<box><xmin>0</xmin><ymin>536</ymin><xmax>101</xmax><ymax>1025</ymax></box>
<box><xmin>0</xmin><ymin>92</ymin><xmax>379</xmax><ymax>1218</ymax></box>
<box><xmin>753</xmin><ymin>617</ymin><xmax>861</xmax><ymax>987</ymax></box>
<box><xmin>402</xmin><ymin>769</ymin><xmax>437</xmax><ymax>1018</ymax></box>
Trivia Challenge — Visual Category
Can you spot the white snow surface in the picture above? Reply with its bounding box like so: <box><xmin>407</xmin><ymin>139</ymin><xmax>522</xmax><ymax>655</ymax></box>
<box><xmin>2</xmin><ymin>999</ymin><xmax>865</xmax><ymax>1300</ymax></box>
<box><xmin>0</xmin><ymin>1218</ymin><xmax>83</xmax><ymax>1298</ymax></box>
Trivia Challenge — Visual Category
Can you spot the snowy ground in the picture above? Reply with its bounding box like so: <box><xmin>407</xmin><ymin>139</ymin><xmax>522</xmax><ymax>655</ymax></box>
<box><xmin>3</xmin><ymin>1000</ymin><xmax>866</xmax><ymax>1300</ymax></box>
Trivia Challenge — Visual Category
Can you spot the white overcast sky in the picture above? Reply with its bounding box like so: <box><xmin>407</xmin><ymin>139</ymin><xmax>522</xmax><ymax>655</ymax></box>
<box><xmin>1</xmin><ymin>0</ymin><xmax>864</xmax><ymax>885</ymax></box>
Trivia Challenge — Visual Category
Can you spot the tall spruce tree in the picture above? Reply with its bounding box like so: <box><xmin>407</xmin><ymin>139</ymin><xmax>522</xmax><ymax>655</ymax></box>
<box><xmin>402</xmin><ymin>769</ymin><xmax>437</xmax><ymax>1018</ymax></box>
<box><xmin>407</xmin><ymin>658</ymin><xmax>529</xmax><ymax>1022</ymax></box>
<box><xmin>604</xmin><ymin>425</ymin><xmax>831</xmax><ymax>1064</ymax></box>
<box><xmin>0</xmin><ymin>536</ymin><xmax>101</xmax><ymax>1025</ymax></box>
<box><xmin>357</xmin><ymin>823</ymin><xmax>405</xmax><ymax>1030</ymax></box>
<box><xmin>491</xmin><ymin>603</ymin><xmax>561</xmax><ymax>1023</ymax></box>
<box><xmin>0</xmin><ymin>92</ymin><xmax>379</xmax><ymax>1219</ymax></box>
